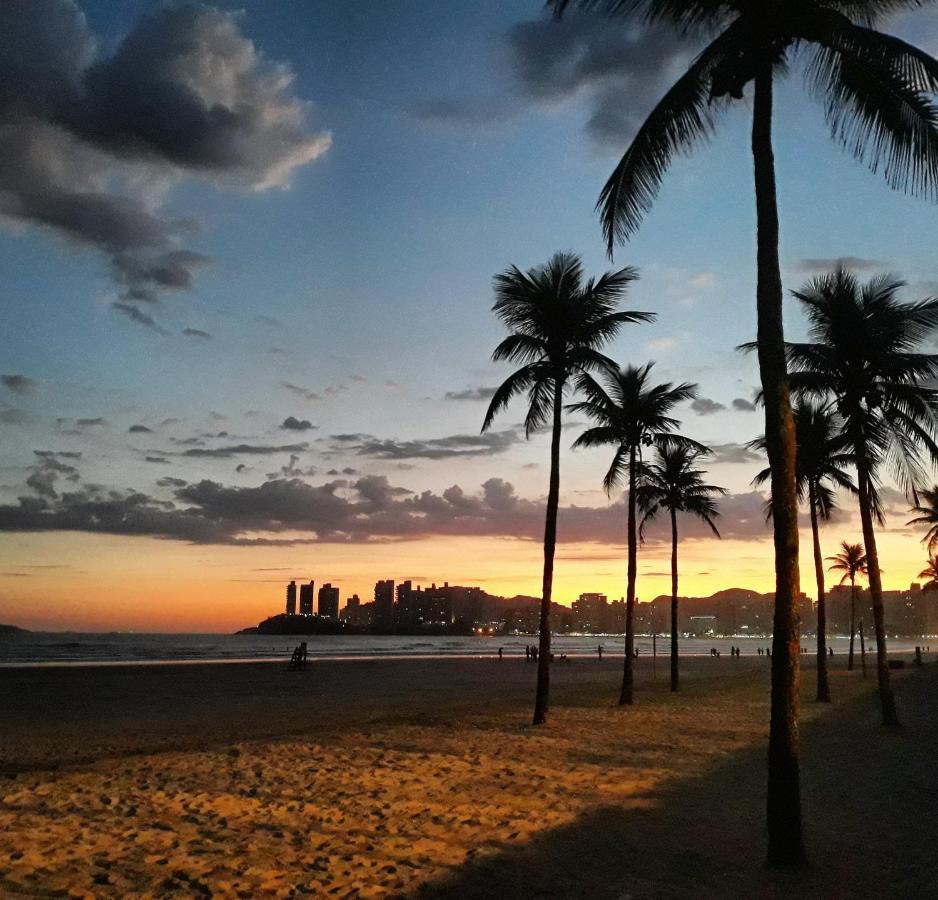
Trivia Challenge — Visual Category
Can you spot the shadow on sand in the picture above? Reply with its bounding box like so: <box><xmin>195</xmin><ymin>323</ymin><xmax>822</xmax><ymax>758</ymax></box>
<box><xmin>417</xmin><ymin>668</ymin><xmax>938</xmax><ymax>899</ymax></box>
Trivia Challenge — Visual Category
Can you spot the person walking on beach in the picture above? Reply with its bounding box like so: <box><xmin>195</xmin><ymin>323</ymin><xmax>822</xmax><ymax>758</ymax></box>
<box><xmin>498</xmin><ymin>647</ymin><xmax>503</xmax><ymax>660</ymax></box>
<box><xmin>598</xmin><ymin>644</ymin><xmax>603</xmax><ymax>661</ymax></box>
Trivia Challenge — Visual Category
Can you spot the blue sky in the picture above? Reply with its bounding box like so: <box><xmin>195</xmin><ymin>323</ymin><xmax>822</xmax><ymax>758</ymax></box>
<box><xmin>2</xmin><ymin>1</ymin><xmax>938</xmax><ymax>628</ymax></box>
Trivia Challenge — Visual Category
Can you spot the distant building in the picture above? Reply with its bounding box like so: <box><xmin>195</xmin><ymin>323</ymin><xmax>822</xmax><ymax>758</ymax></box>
<box><xmin>318</xmin><ymin>583</ymin><xmax>340</xmax><ymax>618</ymax></box>
<box><xmin>299</xmin><ymin>580</ymin><xmax>314</xmax><ymax>616</ymax></box>
<box><xmin>374</xmin><ymin>579</ymin><xmax>394</xmax><ymax>625</ymax></box>
<box><xmin>286</xmin><ymin>580</ymin><xmax>297</xmax><ymax>616</ymax></box>
<box><xmin>571</xmin><ymin>593</ymin><xmax>610</xmax><ymax>633</ymax></box>
<box><xmin>341</xmin><ymin>593</ymin><xmax>361</xmax><ymax>624</ymax></box>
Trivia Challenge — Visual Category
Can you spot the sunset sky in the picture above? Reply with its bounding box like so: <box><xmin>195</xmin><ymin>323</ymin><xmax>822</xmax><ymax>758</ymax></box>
<box><xmin>3</xmin><ymin>0</ymin><xmax>938</xmax><ymax>632</ymax></box>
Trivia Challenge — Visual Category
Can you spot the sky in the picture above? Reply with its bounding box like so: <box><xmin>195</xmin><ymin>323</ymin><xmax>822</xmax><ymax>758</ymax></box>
<box><xmin>2</xmin><ymin>0</ymin><xmax>938</xmax><ymax>632</ymax></box>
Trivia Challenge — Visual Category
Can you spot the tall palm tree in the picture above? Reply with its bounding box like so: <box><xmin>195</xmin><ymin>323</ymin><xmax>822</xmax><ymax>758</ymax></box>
<box><xmin>827</xmin><ymin>541</ymin><xmax>869</xmax><ymax>670</ymax></box>
<box><xmin>550</xmin><ymin>0</ymin><xmax>938</xmax><ymax>865</ymax></box>
<box><xmin>916</xmin><ymin>555</ymin><xmax>938</xmax><ymax>590</ymax></box>
<box><xmin>635</xmin><ymin>445</ymin><xmax>725</xmax><ymax>692</ymax></box>
<box><xmin>788</xmin><ymin>268</ymin><xmax>938</xmax><ymax>728</ymax></box>
<box><xmin>906</xmin><ymin>485</ymin><xmax>938</xmax><ymax>553</ymax></box>
<box><xmin>483</xmin><ymin>252</ymin><xmax>653</xmax><ymax>726</ymax></box>
<box><xmin>751</xmin><ymin>402</ymin><xmax>856</xmax><ymax>702</ymax></box>
<box><xmin>570</xmin><ymin>363</ymin><xmax>700</xmax><ymax>705</ymax></box>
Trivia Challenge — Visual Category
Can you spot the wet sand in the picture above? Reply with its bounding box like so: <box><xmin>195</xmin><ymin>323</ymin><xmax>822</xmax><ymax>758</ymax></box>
<box><xmin>0</xmin><ymin>654</ymin><xmax>935</xmax><ymax>897</ymax></box>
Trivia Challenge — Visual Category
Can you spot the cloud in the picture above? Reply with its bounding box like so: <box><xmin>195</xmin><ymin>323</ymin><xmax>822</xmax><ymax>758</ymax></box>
<box><xmin>280</xmin><ymin>416</ymin><xmax>316</xmax><ymax>432</ymax></box>
<box><xmin>145</xmin><ymin>456</ymin><xmax>170</xmax><ymax>464</ymax></box>
<box><xmin>646</xmin><ymin>337</ymin><xmax>676</xmax><ymax>352</ymax></box>
<box><xmin>690</xmin><ymin>397</ymin><xmax>726</xmax><ymax>416</ymax></box>
<box><xmin>74</xmin><ymin>417</ymin><xmax>106</xmax><ymax>428</ymax></box>
<box><xmin>793</xmin><ymin>257</ymin><xmax>885</xmax><ymax>273</ymax></box>
<box><xmin>24</xmin><ymin>451</ymin><xmax>81</xmax><ymax>499</ymax></box>
<box><xmin>509</xmin><ymin>15</ymin><xmax>695</xmax><ymax>147</ymax></box>
<box><xmin>732</xmin><ymin>397</ymin><xmax>757</xmax><ymax>412</ymax></box>
<box><xmin>156</xmin><ymin>476</ymin><xmax>188</xmax><ymax>488</ymax></box>
<box><xmin>689</xmin><ymin>272</ymin><xmax>715</xmax><ymax>289</ymax></box>
<box><xmin>410</xmin><ymin>97</ymin><xmax>513</xmax><ymax>128</ymax></box>
<box><xmin>0</xmin><ymin>465</ymin><xmax>772</xmax><ymax>547</ymax></box>
<box><xmin>181</xmin><ymin>442</ymin><xmax>310</xmax><ymax>459</ymax></box>
<box><xmin>710</xmin><ymin>443</ymin><xmax>762</xmax><ymax>465</ymax></box>
<box><xmin>128</xmin><ymin>424</ymin><xmax>153</xmax><ymax>434</ymax></box>
<box><xmin>281</xmin><ymin>382</ymin><xmax>321</xmax><ymax>401</ymax></box>
<box><xmin>2</xmin><ymin>375</ymin><xmax>38</xmax><ymax>395</ymax></box>
<box><xmin>329</xmin><ymin>430</ymin><xmax>520</xmax><ymax>460</ymax></box>
<box><xmin>182</xmin><ymin>327</ymin><xmax>212</xmax><ymax>339</ymax></box>
<box><xmin>0</xmin><ymin>1</ymin><xmax>330</xmax><ymax>327</ymax></box>
<box><xmin>444</xmin><ymin>386</ymin><xmax>498</xmax><ymax>402</ymax></box>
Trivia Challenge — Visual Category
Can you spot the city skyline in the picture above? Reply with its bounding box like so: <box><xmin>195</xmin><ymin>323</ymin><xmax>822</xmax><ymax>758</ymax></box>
<box><xmin>4</xmin><ymin>1</ymin><xmax>938</xmax><ymax>632</ymax></box>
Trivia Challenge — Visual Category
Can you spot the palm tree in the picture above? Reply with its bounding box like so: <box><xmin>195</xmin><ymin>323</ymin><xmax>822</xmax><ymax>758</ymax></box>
<box><xmin>788</xmin><ymin>268</ymin><xmax>938</xmax><ymax>728</ymax></box>
<box><xmin>907</xmin><ymin>485</ymin><xmax>938</xmax><ymax>554</ymax></box>
<box><xmin>917</xmin><ymin>555</ymin><xmax>938</xmax><ymax>590</ymax></box>
<box><xmin>550</xmin><ymin>0</ymin><xmax>938</xmax><ymax>865</ymax></box>
<box><xmin>483</xmin><ymin>252</ymin><xmax>653</xmax><ymax>726</ymax></box>
<box><xmin>827</xmin><ymin>541</ymin><xmax>869</xmax><ymax>671</ymax></box>
<box><xmin>751</xmin><ymin>402</ymin><xmax>856</xmax><ymax>703</ymax></box>
<box><xmin>570</xmin><ymin>363</ymin><xmax>700</xmax><ymax>705</ymax></box>
<box><xmin>635</xmin><ymin>445</ymin><xmax>725</xmax><ymax>692</ymax></box>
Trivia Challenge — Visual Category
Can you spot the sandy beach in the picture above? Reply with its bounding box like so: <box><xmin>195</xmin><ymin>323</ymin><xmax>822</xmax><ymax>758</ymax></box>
<box><xmin>1</xmin><ymin>654</ymin><xmax>935</xmax><ymax>898</ymax></box>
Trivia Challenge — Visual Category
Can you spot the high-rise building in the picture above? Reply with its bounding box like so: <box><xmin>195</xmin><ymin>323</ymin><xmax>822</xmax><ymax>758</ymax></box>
<box><xmin>374</xmin><ymin>579</ymin><xmax>394</xmax><ymax>625</ymax></box>
<box><xmin>572</xmin><ymin>592</ymin><xmax>608</xmax><ymax>633</ymax></box>
<box><xmin>299</xmin><ymin>580</ymin><xmax>314</xmax><ymax>616</ymax></box>
<box><xmin>318</xmin><ymin>583</ymin><xmax>340</xmax><ymax>618</ymax></box>
<box><xmin>286</xmin><ymin>580</ymin><xmax>297</xmax><ymax>616</ymax></box>
<box><xmin>341</xmin><ymin>593</ymin><xmax>361</xmax><ymax>624</ymax></box>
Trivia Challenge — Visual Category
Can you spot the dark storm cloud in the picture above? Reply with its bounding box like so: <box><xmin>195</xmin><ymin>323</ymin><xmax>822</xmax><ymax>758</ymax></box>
<box><xmin>0</xmin><ymin>464</ymin><xmax>773</xmax><ymax>547</ymax></box>
<box><xmin>509</xmin><ymin>15</ymin><xmax>694</xmax><ymax>147</ymax></box>
<box><xmin>330</xmin><ymin>430</ymin><xmax>520</xmax><ymax>460</ymax></box>
<box><xmin>2</xmin><ymin>375</ymin><xmax>38</xmax><ymax>395</ymax></box>
<box><xmin>128</xmin><ymin>424</ymin><xmax>153</xmax><ymax>434</ymax></box>
<box><xmin>793</xmin><ymin>256</ymin><xmax>885</xmax><ymax>273</ymax></box>
<box><xmin>444</xmin><ymin>386</ymin><xmax>498</xmax><ymax>402</ymax></box>
<box><xmin>732</xmin><ymin>397</ymin><xmax>757</xmax><ymax>412</ymax></box>
<box><xmin>0</xmin><ymin>0</ymin><xmax>330</xmax><ymax>328</ymax></box>
<box><xmin>690</xmin><ymin>397</ymin><xmax>726</xmax><ymax>416</ymax></box>
<box><xmin>280</xmin><ymin>416</ymin><xmax>316</xmax><ymax>432</ymax></box>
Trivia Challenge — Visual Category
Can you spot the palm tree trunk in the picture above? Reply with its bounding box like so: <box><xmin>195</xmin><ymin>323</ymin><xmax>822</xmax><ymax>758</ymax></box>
<box><xmin>809</xmin><ymin>484</ymin><xmax>830</xmax><ymax>702</ymax></box>
<box><xmin>753</xmin><ymin>65</ymin><xmax>805</xmax><ymax>867</ymax></box>
<box><xmin>847</xmin><ymin>578</ymin><xmax>856</xmax><ymax>671</ymax></box>
<box><xmin>533</xmin><ymin>380</ymin><xmax>563</xmax><ymax>726</ymax></box>
<box><xmin>619</xmin><ymin>444</ymin><xmax>638</xmax><ymax>706</ymax></box>
<box><xmin>670</xmin><ymin>505</ymin><xmax>679</xmax><ymax>693</ymax></box>
<box><xmin>856</xmin><ymin>461</ymin><xmax>900</xmax><ymax>728</ymax></box>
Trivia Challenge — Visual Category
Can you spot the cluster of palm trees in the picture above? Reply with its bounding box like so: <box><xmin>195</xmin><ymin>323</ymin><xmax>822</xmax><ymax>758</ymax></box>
<box><xmin>480</xmin><ymin>0</ymin><xmax>938</xmax><ymax>867</ymax></box>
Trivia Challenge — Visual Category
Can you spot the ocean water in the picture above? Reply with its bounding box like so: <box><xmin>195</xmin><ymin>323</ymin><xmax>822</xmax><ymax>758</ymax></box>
<box><xmin>0</xmin><ymin>631</ymin><xmax>925</xmax><ymax>666</ymax></box>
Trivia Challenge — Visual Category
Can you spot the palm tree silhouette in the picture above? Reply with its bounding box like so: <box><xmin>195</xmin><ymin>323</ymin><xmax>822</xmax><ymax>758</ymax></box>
<box><xmin>750</xmin><ymin>402</ymin><xmax>856</xmax><ymax>703</ymax></box>
<box><xmin>483</xmin><ymin>252</ymin><xmax>653</xmax><ymax>726</ymax></box>
<box><xmin>827</xmin><ymin>541</ymin><xmax>869</xmax><ymax>671</ymax></box>
<box><xmin>787</xmin><ymin>268</ymin><xmax>938</xmax><ymax>728</ymax></box>
<box><xmin>916</xmin><ymin>555</ymin><xmax>938</xmax><ymax>591</ymax></box>
<box><xmin>635</xmin><ymin>444</ymin><xmax>725</xmax><ymax>692</ymax></box>
<box><xmin>570</xmin><ymin>363</ymin><xmax>700</xmax><ymax>705</ymax></box>
<box><xmin>906</xmin><ymin>486</ymin><xmax>938</xmax><ymax>554</ymax></box>
<box><xmin>550</xmin><ymin>0</ymin><xmax>938</xmax><ymax>864</ymax></box>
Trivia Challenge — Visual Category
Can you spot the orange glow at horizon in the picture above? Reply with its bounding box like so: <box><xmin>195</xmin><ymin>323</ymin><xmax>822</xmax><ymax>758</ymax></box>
<box><xmin>0</xmin><ymin>518</ymin><xmax>930</xmax><ymax>632</ymax></box>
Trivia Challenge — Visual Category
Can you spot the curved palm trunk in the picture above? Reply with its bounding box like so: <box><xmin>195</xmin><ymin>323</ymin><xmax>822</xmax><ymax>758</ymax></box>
<box><xmin>847</xmin><ymin>577</ymin><xmax>856</xmax><ymax>671</ymax></box>
<box><xmin>753</xmin><ymin>67</ymin><xmax>805</xmax><ymax>867</ymax></box>
<box><xmin>619</xmin><ymin>444</ymin><xmax>638</xmax><ymax>706</ymax></box>
<box><xmin>809</xmin><ymin>485</ymin><xmax>830</xmax><ymax>703</ymax></box>
<box><xmin>670</xmin><ymin>506</ymin><xmax>679</xmax><ymax>693</ymax></box>
<box><xmin>532</xmin><ymin>381</ymin><xmax>563</xmax><ymax>726</ymax></box>
<box><xmin>856</xmin><ymin>461</ymin><xmax>900</xmax><ymax>728</ymax></box>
